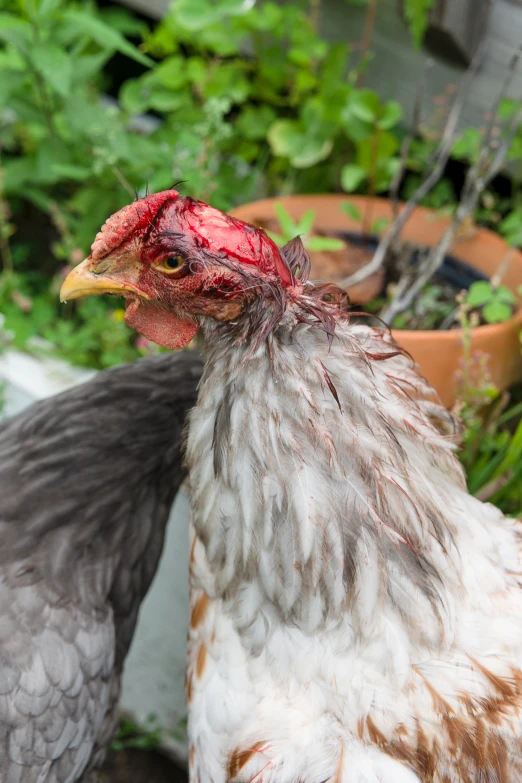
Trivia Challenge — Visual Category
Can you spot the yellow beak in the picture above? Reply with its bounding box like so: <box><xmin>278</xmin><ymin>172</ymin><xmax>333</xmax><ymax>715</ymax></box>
<box><xmin>60</xmin><ymin>258</ymin><xmax>147</xmax><ymax>302</ymax></box>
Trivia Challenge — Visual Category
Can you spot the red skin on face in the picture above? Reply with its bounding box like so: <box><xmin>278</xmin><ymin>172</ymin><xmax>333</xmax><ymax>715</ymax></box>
<box><xmin>88</xmin><ymin>191</ymin><xmax>293</xmax><ymax>349</ymax></box>
<box><xmin>91</xmin><ymin>190</ymin><xmax>293</xmax><ymax>286</ymax></box>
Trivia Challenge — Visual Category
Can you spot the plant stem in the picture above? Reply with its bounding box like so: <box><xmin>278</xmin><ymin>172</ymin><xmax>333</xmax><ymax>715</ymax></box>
<box><xmin>0</xmin><ymin>160</ymin><xmax>13</xmax><ymax>275</ymax></box>
<box><xmin>111</xmin><ymin>166</ymin><xmax>137</xmax><ymax>199</ymax></box>
<box><xmin>475</xmin><ymin>470</ymin><xmax>512</xmax><ymax>502</ymax></box>
<box><xmin>356</xmin><ymin>0</ymin><xmax>378</xmax><ymax>85</ymax></box>
<box><xmin>338</xmin><ymin>37</ymin><xmax>487</xmax><ymax>291</ymax></box>
<box><xmin>309</xmin><ymin>0</ymin><xmax>322</xmax><ymax>31</ymax></box>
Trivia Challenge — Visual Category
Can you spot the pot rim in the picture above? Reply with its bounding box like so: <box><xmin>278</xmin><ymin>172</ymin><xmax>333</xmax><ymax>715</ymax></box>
<box><xmin>232</xmin><ymin>194</ymin><xmax>522</xmax><ymax>342</ymax></box>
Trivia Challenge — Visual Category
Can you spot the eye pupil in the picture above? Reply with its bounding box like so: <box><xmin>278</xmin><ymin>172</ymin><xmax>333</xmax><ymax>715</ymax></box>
<box><xmin>164</xmin><ymin>256</ymin><xmax>183</xmax><ymax>270</ymax></box>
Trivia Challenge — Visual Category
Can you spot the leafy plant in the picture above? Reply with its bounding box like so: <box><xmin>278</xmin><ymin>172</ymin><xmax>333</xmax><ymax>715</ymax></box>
<box><xmin>136</xmin><ymin>0</ymin><xmax>405</xmax><ymax>196</ymax></box>
<box><xmin>389</xmin><ymin>282</ymin><xmax>454</xmax><ymax>330</ymax></box>
<box><xmin>111</xmin><ymin>714</ymin><xmax>162</xmax><ymax>753</ymax></box>
<box><xmin>465</xmin><ymin>280</ymin><xmax>517</xmax><ymax>325</ymax></box>
<box><xmin>452</xmin><ymin>299</ymin><xmax>522</xmax><ymax>516</ymax></box>
<box><xmin>340</xmin><ymin>200</ymin><xmax>390</xmax><ymax>235</ymax></box>
<box><xmin>267</xmin><ymin>203</ymin><xmax>345</xmax><ymax>251</ymax></box>
<box><xmin>403</xmin><ymin>0</ymin><xmax>434</xmax><ymax>49</ymax></box>
<box><xmin>339</xmin><ymin>92</ymin><xmax>402</xmax><ymax>195</ymax></box>
<box><xmin>500</xmin><ymin>208</ymin><xmax>522</xmax><ymax>248</ymax></box>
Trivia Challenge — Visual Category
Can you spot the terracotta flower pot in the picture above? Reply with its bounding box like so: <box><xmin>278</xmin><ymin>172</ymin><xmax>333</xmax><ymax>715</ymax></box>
<box><xmin>231</xmin><ymin>195</ymin><xmax>522</xmax><ymax>408</ymax></box>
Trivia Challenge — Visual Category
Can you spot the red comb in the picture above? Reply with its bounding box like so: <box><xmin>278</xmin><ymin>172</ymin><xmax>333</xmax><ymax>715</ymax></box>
<box><xmin>91</xmin><ymin>190</ymin><xmax>179</xmax><ymax>261</ymax></box>
<box><xmin>91</xmin><ymin>191</ymin><xmax>293</xmax><ymax>286</ymax></box>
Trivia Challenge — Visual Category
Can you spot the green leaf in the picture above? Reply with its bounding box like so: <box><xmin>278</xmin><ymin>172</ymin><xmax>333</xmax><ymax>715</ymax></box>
<box><xmin>452</xmin><ymin>128</ymin><xmax>482</xmax><ymax>162</ymax></box>
<box><xmin>119</xmin><ymin>79</ymin><xmax>149</xmax><ymax>115</ymax></box>
<box><xmin>31</xmin><ymin>44</ymin><xmax>72</xmax><ymax>97</ymax></box>
<box><xmin>491</xmin><ymin>419</ymin><xmax>522</xmax><ymax>480</ymax></box>
<box><xmin>267</xmin><ymin>119</ymin><xmax>301</xmax><ymax>157</ymax></box>
<box><xmin>266</xmin><ymin>231</ymin><xmax>286</xmax><ymax>247</ymax></box>
<box><xmin>378</xmin><ymin>100</ymin><xmax>403</xmax><ymax>130</ymax></box>
<box><xmin>154</xmin><ymin>56</ymin><xmax>188</xmax><ymax>90</ymax></box>
<box><xmin>297</xmin><ymin>209</ymin><xmax>316</xmax><ymax>237</ymax></box>
<box><xmin>267</xmin><ymin>120</ymin><xmax>333</xmax><ymax>168</ymax></box>
<box><xmin>482</xmin><ymin>301</ymin><xmax>513</xmax><ymax>324</ymax></box>
<box><xmin>63</xmin><ymin>10</ymin><xmax>153</xmax><ymax>68</ymax></box>
<box><xmin>466</xmin><ymin>281</ymin><xmax>494</xmax><ymax>307</ymax></box>
<box><xmin>403</xmin><ymin>0</ymin><xmax>434</xmax><ymax>48</ymax></box>
<box><xmin>172</xmin><ymin>0</ymin><xmax>251</xmax><ymax>31</ymax></box>
<box><xmin>348</xmin><ymin>89</ymin><xmax>380</xmax><ymax>123</ymax></box>
<box><xmin>37</xmin><ymin>0</ymin><xmax>63</xmax><ymax>13</ymax></box>
<box><xmin>500</xmin><ymin>209</ymin><xmax>522</xmax><ymax>247</ymax></box>
<box><xmin>99</xmin><ymin>7</ymin><xmax>149</xmax><ymax>37</ymax></box>
<box><xmin>51</xmin><ymin>163</ymin><xmax>92</xmax><ymax>181</ymax></box>
<box><xmin>356</xmin><ymin>131</ymin><xmax>399</xmax><ymax>168</ymax></box>
<box><xmin>3</xmin><ymin>158</ymin><xmax>36</xmax><ymax>194</ymax></box>
<box><xmin>0</xmin><ymin>14</ymin><xmax>31</xmax><ymax>36</ymax></box>
<box><xmin>371</xmin><ymin>217</ymin><xmax>390</xmax><ymax>234</ymax></box>
<box><xmin>236</xmin><ymin>105</ymin><xmax>276</xmax><ymax>140</ymax></box>
<box><xmin>274</xmin><ymin>203</ymin><xmax>298</xmax><ymax>240</ymax></box>
<box><xmin>496</xmin><ymin>285</ymin><xmax>517</xmax><ymax>305</ymax></box>
<box><xmin>0</xmin><ymin>13</ymin><xmax>32</xmax><ymax>52</ymax></box>
<box><xmin>340</xmin><ymin>201</ymin><xmax>362</xmax><ymax>221</ymax></box>
<box><xmin>374</xmin><ymin>157</ymin><xmax>401</xmax><ymax>193</ymax></box>
<box><xmin>306</xmin><ymin>236</ymin><xmax>345</xmax><ymax>251</ymax></box>
<box><xmin>341</xmin><ymin>164</ymin><xmax>366</xmax><ymax>192</ymax></box>
<box><xmin>73</xmin><ymin>51</ymin><xmax>112</xmax><ymax>83</ymax></box>
<box><xmin>148</xmin><ymin>89</ymin><xmax>187</xmax><ymax>112</ymax></box>
<box><xmin>291</xmin><ymin>137</ymin><xmax>333</xmax><ymax>168</ymax></box>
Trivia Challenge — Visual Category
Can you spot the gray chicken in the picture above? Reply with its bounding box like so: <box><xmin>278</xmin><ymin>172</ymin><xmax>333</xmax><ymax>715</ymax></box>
<box><xmin>0</xmin><ymin>350</ymin><xmax>203</xmax><ymax>783</ymax></box>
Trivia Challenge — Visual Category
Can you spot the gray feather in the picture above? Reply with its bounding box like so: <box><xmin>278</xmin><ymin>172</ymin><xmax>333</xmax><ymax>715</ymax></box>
<box><xmin>0</xmin><ymin>351</ymin><xmax>203</xmax><ymax>782</ymax></box>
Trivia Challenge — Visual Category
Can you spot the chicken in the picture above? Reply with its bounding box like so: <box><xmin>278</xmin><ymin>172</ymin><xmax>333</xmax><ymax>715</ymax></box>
<box><xmin>0</xmin><ymin>350</ymin><xmax>202</xmax><ymax>783</ymax></box>
<box><xmin>61</xmin><ymin>188</ymin><xmax>522</xmax><ymax>783</ymax></box>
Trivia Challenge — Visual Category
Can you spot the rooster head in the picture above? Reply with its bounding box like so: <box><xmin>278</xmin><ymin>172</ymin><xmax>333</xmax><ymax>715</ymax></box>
<box><xmin>60</xmin><ymin>190</ymin><xmax>297</xmax><ymax>349</ymax></box>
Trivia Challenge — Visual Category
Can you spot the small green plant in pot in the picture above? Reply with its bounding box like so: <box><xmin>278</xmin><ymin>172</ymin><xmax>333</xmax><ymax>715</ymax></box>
<box><xmin>465</xmin><ymin>280</ymin><xmax>519</xmax><ymax>325</ymax></box>
<box><xmin>267</xmin><ymin>204</ymin><xmax>345</xmax><ymax>253</ymax></box>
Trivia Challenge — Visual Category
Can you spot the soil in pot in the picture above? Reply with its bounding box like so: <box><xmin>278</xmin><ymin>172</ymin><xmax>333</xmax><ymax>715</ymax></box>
<box><xmin>335</xmin><ymin>232</ymin><xmax>491</xmax><ymax>332</ymax></box>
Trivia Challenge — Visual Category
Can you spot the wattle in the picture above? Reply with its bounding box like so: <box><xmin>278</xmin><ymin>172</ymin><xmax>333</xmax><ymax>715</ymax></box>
<box><xmin>124</xmin><ymin>297</ymin><xmax>198</xmax><ymax>350</ymax></box>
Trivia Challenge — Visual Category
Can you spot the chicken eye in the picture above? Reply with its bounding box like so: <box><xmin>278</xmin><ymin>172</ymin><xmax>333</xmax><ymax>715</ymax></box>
<box><xmin>160</xmin><ymin>256</ymin><xmax>184</xmax><ymax>272</ymax></box>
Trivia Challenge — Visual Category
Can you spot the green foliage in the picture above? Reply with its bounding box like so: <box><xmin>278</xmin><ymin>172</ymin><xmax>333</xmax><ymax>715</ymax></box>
<box><xmin>137</xmin><ymin>0</ymin><xmax>405</xmax><ymax>195</ymax></box>
<box><xmin>458</xmin><ymin>381</ymin><xmax>522</xmax><ymax>516</ymax></box>
<box><xmin>500</xmin><ymin>208</ymin><xmax>522</xmax><ymax>248</ymax></box>
<box><xmin>465</xmin><ymin>281</ymin><xmax>517</xmax><ymax>325</ymax></box>
<box><xmin>111</xmin><ymin>715</ymin><xmax>162</xmax><ymax>753</ymax></box>
<box><xmin>452</xmin><ymin>300</ymin><xmax>522</xmax><ymax>515</ymax></box>
<box><xmin>403</xmin><ymin>0</ymin><xmax>434</xmax><ymax>48</ymax></box>
<box><xmin>339</xmin><ymin>201</ymin><xmax>389</xmax><ymax>234</ymax></box>
<box><xmin>0</xmin><ymin>0</ymin><xmax>519</xmax><ymax>373</ymax></box>
<box><xmin>267</xmin><ymin>203</ymin><xmax>345</xmax><ymax>252</ymax></box>
<box><xmin>0</xmin><ymin>0</ymin><xmax>267</xmax><ymax>368</ymax></box>
<box><xmin>0</xmin><ymin>271</ymin><xmax>144</xmax><ymax>369</ymax></box>
<box><xmin>390</xmin><ymin>283</ymin><xmax>454</xmax><ymax>330</ymax></box>
<box><xmin>339</xmin><ymin>200</ymin><xmax>362</xmax><ymax>222</ymax></box>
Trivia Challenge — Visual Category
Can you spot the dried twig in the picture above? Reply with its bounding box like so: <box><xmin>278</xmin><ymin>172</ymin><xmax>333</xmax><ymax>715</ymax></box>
<box><xmin>381</xmin><ymin>104</ymin><xmax>522</xmax><ymax>323</ymax></box>
<box><xmin>338</xmin><ymin>40</ymin><xmax>487</xmax><ymax>291</ymax></box>
<box><xmin>389</xmin><ymin>62</ymin><xmax>430</xmax><ymax>223</ymax></box>
<box><xmin>474</xmin><ymin>471</ymin><xmax>512</xmax><ymax>502</ymax></box>
<box><xmin>356</xmin><ymin>0</ymin><xmax>379</xmax><ymax>85</ymax></box>
<box><xmin>490</xmin><ymin>248</ymin><xmax>517</xmax><ymax>287</ymax></box>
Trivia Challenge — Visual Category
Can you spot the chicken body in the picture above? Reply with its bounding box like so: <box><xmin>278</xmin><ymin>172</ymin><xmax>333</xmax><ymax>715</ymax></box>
<box><xmin>59</xmin><ymin>190</ymin><xmax>522</xmax><ymax>782</ymax></box>
<box><xmin>0</xmin><ymin>352</ymin><xmax>202</xmax><ymax>783</ymax></box>
<box><xmin>185</xmin><ymin>319</ymin><xmax>522</xmax><ymax>783</ymax></box>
